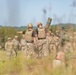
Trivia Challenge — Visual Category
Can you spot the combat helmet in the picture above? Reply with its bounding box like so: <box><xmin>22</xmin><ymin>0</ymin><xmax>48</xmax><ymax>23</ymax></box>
<box><xmin>7</xmin><ymin>37</ymin><xmax>11</xmax><ymax>40</ymax></box>
<box><xmin>37</xmin><ymin>22</ymin><xmax>42</xmax><ymax>27</ymax></box>
<box><xmin>14</xmin><ymin>35</ymin><xmax>18</xmax><ymax>38</ymax></box>
<box><xmin>28</xmin><ymin>23</ymin><xmax>33</xmax><ymax>28</ymax></box>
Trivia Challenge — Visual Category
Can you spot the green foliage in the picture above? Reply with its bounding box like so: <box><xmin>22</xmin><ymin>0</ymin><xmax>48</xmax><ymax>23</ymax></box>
<box><xmin>49</xmin><ymin>25</ymin><xmax>56</xmax><ymax>33</ymax></box>
<box><xmin>0</xmin><ymin>50</ymin><xmax>76</xmax><ymax>75</ymax></box>
<box><xmin>0</xmin><ymin>27</ymin><xmax>16</xmax><ymax>42</ymax></box>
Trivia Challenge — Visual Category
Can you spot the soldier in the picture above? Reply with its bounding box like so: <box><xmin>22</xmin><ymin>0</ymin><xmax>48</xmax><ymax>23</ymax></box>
<box><xmin>12</xmin><ymin>35</ymin><xmax>20</xmax><ymax>57</ymax></box>
<box><xmin>46</xmin><ymin>31</ymin><xmax>56</xmax><ymax>54</ymax></box>
<box><xmin>20</xmin><ymin>34</ymin><xmax>26</xmax><ymax>51</ymax></box>
<box><xmin>35</xmin><ymin>18</ymin><xmax>52</xmax><ymax>57</ymax></box>
<box><xmin>20</xmin><ymin>34</ymin><xmax>27</xmax><ymax>58</ymax></box>
<box><xmin>46</xmin><ymin>31</ymin><xmax>51</xmax><ymax>46</ymax></box>
<box><xmin>63</xmin><ymin>40</ymin><xmax>73</xmax><ymax>53</ymax></box>
<box><xmin>55</xmin><ymin>30</ymin><xmax>60</xmax><ymax>36</ymax></box>
<box><xmin>54</xmin><ymin>35</ymin><xmax>61</xmax><ymax>52</ymax></box>
<box><xmin>18</xmin><ymin>23</ymin><xmax>36</xmax><ymax>59</ymax></box>
<box><xmin>5</xmin><ymin>38</ymin><xmax>15</xmax><ymax>59</ymax></box>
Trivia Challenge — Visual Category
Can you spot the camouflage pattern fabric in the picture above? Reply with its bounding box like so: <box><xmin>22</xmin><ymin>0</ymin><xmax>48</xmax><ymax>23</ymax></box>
<box><xmin>24</xmin><ymin>42</ymin><xmax>35</xmax><ymax>59</ymax></box>
<box><xmin>37</xmin><ymin>39</ymin><xmax>49</xmax><ymax>58</ymax></box>
<box><xmin>12</xmin><ymin>39</ymin><xmax>19</xmax><ymax>57</ymax></box>
<box><xmin>5</xmin><ymin>41</ymin><xmax>15</xmax><ymax>58</ymax></box>
<box><xmin>20</xmin><ymin>38</ymin><xmax>26</xmax><ymax>51</ymax></box>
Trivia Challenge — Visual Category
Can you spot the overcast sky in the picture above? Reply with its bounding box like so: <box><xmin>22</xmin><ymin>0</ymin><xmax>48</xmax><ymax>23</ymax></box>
<box><xmin>0</xmin><ymin>0</ymin><xmax>76</xmax><ymax>26</ymax></box>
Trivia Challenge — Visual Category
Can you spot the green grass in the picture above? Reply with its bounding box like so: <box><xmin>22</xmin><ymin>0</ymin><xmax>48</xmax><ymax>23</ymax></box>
<box><xmin>0</xmin><ymin>50</ymin><xmax>76</xmax><ymax>75</ymax></box>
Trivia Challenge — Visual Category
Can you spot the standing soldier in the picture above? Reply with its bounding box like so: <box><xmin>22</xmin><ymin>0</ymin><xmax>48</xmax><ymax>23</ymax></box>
<box><xmin>20</xmin><ymin>34</ymin><xmax>26</xmax><ymax>51</ymax></box>
<box><xmin>35</xmin><ymin>18</ymin><xmax>52</xmax><ymax>57</ymax></box>
<box><xmin>5</xmin><ymin>38</ymin><xmax>15</xmax><ymax>59</ymax></box>
<box><xmin>54</xmin><ymin>35</ymin><xmax>61</xmax><ymax>52</ymax></box>
<box><xmin>20</xmin><ymin>34</ymin><xmax>27</xmax><ymax>58</ymax></box>
<box><xmin>12</xmin><ymin>35</ymin><xmax>20</xmax><ymax>57</ymax></box>
<box><xmin>46</xmin><ymin>32</ymin><xmax>56</xmax><ymax>55</ymax></box>
<box><xmin>46</xmin><ymin>31</ymin><xmax>51</xmax><ymax>54</ymax></box>
<box><xmin>63</xmin><ymin>40</ymin><xmax>73</xmax><ymax>53</ymax></box>
<box><xmin>62</xmin><ymin>31</ymin><xmax>73</xmax><ymax>53</ymax></box>
<box><xmin>17</xmin><ymin>23</ymin><xmax>36</xmax><ymax>59</ymax></box>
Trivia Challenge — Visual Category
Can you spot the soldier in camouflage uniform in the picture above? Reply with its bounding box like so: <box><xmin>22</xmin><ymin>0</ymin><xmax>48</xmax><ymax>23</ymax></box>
<box><xmin>17</xmin><ymin>23</ymin><xmax>36</xmax><ymax>59</ymax></box>
<box><xmin>46</xmin><ymin>31</ymin><xmax>51</xmax><ymax>54</ymax></box>
<box><xmin>54</xmin><ymin>35</ymin><xmax>61</xmax><ymax>52</ymax></box>
<box><xmin>62</xmin><ymin>31</ymin><xmax>73</xmax><ymax>53</ymax></box>
<box><xmin>35</xmin><ymin>18</ymin><xmax>52</xmax><ymax>58</ymax></box>
<box><xmin>46</xmin><ymin>31</ymin><xmax>56</xmax><ymax>55</ymax></box>
<box><xmin>5</xmin><ymin>38</ymin><xmax>15</xmax><ymax>59</ymax></box>
<box><xmin>55</xmin><ymin>30</ymin><xmax>60</xmax><ymax>36</ymax></box>
<box><xmin>63</xmin><ymin>40</ymin><xmax>73</xmax><ymax>53</ymax></box>
<box><xmin>20</xmin><ymin>34</ymin><xmax>26</xmax><ymax>51</ymax></box>
<box><xmin>12</xmin><ymin>35</ymin><xmax>20</xmax><ymax>57</ymax></box>
<box><xmin>20</xmin><ymin>34</ymin><xmax>27</xmax><ymax>57</ymax></box>
<box><xmin>23</xmin><ymin>23</ymin><xmax>36</xmax><ymax>59</ymax></box>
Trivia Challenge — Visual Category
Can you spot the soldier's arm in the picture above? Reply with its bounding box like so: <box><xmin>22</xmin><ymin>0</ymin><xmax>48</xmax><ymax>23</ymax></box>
<box><xmin>17</xmin><ymin>30</ymin><xmax>26</xmax><ymax>34</ymax></box>
<box><xmin>33</xmin><ymin>37</ymin><xmax>36</xmax><ymax>44</ymax></box>
<box><xmin>17</xmin><ymin>31</ymin><xmax>23</xmax><ymax>34</ymax></box>
<box><xmin>44</xmin><ymin>17</ymin><xmax>52</xmax><ymax>29</ymax></box>
<box><xmin>32</xmin><ymin>30</ymin><xmax>37</xmax><ymax>45</ymax></box>
<box><xmin>35</xmin><ymin>29</ymin><xmax>38</xmax><ymax>35</ymax></box>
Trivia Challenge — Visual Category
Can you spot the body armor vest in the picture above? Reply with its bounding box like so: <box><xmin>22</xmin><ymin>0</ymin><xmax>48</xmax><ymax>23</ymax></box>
<box><xmin>38</xmin><ymin>28</ymin><xmax>46</xmax><ymax>39</ymax></box>
<box><xmin>25</xmin><ymin>30</ymin><xmax>33</xmax><ymax>42</ymax></box>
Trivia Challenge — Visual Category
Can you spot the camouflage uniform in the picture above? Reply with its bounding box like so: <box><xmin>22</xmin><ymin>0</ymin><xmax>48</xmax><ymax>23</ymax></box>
<box><xmin>37</xmin><ymin>38</ymin><xmax>48</xmax><ymax>57</ymax></box>
<box><xmin>5</xmin><ymin>38</ymin><xmax>15</xmax><ymax>58</ymax></box>
<box><xmin>46</xmin><ymin>31</ymin><xmax>51</xmax><ymax>54</ymax></box>
<box><xmin>49</xmin><ymin>37</ymin><xmax>56</xmax><ymax>54</ymax></box>
<box><xmin>12</xmin><ymin>35</ymin><xmax>19</xmax><ymax>57</ymax></box>
<box><xmin>54</xmin><ymin>35</ymin><xmax>61</xmax><ymax>52</ymax></box>
<box><xmin>61</xmin><ymin>32</ymin><xmax>73</xmax><ymax>52</ymax></box>
<box><xmin>36</xmin><ymin>18</ymin><xmax>52</xmax><ymax>57</ymax></box>
<box><xmin>46</xmin><ymin>33</ymin><xmax>56</xmax><ymax>54</ymax></box>
<box><xmin>26</xmin><ymin>42</ymin><xmax>35</xmax><ymax>58</ymax></box>
<box><xmin>63</xmin><ymin>41</ymin><xmax>73</xmax><ymax>53</ymax></box>
<box><xmin>20</xmin><ymin>35</ymin><xmax>26</xmax><ymax>51</ymax></box>
<box><xmin>23</xmin><ymin>23</ymin><xmax>35</xmax><ymax>59</ymax></box>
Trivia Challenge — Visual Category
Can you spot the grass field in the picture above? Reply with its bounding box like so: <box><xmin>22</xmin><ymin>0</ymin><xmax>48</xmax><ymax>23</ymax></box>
<box><xmin>0</xmin><ymin>50</ymin><xmax>76</xmax><ymax>75</ymax></box>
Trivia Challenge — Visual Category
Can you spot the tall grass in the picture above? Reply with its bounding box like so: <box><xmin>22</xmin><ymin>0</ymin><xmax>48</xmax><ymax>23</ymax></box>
<box><xmin>0</xmin><ymin>50</ymin><xmax>76</xmax><ymax>75</ymax></box>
